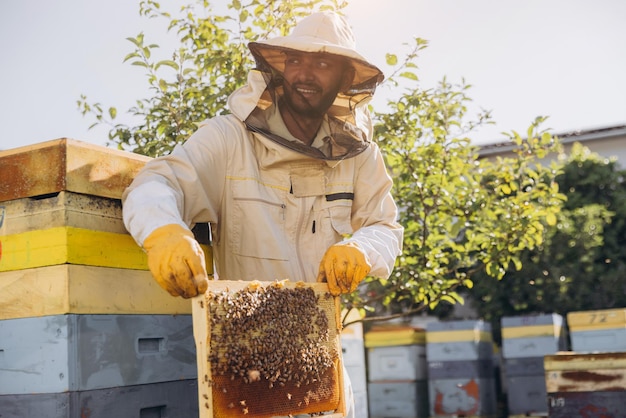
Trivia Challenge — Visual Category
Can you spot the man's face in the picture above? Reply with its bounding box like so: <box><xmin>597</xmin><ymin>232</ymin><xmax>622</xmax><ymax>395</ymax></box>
<box><xmin>281</xmin><ymin>51</ymin><xmax>353</xmax><ymax>118</ymax></box>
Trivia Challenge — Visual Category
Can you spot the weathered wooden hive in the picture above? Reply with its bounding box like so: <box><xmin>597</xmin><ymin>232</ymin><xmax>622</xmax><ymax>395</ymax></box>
<box><xmin>544</xmin><ymin>351</ymin><xmax>626</xmax><ymax>417</ymax></box>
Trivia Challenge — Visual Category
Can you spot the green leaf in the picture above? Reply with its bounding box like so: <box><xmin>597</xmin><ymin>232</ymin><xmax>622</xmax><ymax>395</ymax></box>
<box><xmin>462</xmin><ymin>279</ymin><xmax>474</xmax><ymax>289</ymax></box>
<box><xmin>108</xmin><ymin>107</ymin><xmax>117</xmax><ymax>119</ymax></box>
<box><xmin>155</xmin><ymin>60</ymin><xmax>179</xmax><ymax>70</ymax></box>
<box><xmin>385</xmin><ymin>53</ymin><xmax>398</xmax><ymax>66</ymax></box>
<box><xmin>400</xmin><ymin>71</ymin><xmax>418</xmax><ymax>81</ymax></box>
<box><xmin>123</xmin><ymin>52</ymin><xmax>139</xmax><ymax>63</ymax></box>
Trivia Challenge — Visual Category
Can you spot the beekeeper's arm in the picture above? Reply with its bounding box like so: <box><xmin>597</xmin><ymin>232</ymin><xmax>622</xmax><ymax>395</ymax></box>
<box><xmin>122</xmin><ymin>121</ymin><xmax>228</xmax><ymax>298</ymax></box>
<box><xmin>318</xmin><ymin>143</ymin><xmax>403</xmax><ymax>295</ymax></box>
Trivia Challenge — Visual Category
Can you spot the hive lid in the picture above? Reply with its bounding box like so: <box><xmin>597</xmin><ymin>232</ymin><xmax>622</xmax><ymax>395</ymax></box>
<box><xmin>544</xmin><ymin>351</ymin><xmax>626</xmax><ymax>371</ymax></box>
<box><xmin>0</xmin><ymin>138</ymin><xmax>149</xmax><ymax>202</ymax></box>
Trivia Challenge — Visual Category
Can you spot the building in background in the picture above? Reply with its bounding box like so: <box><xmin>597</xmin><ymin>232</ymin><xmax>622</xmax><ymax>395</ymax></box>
<box><xmin>479</xmin><ymin>124</ymin><xmax>626</xmax><ymax>165</ymax></box>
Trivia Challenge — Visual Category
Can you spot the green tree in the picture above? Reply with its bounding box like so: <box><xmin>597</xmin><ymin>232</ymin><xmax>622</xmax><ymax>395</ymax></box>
<box><xmin>468</xmin><ymin>143</ymin><xmax>626</xmax><ymax>343</ymax></box>
<box><xmin>79</xmin><ymin>0</ymin><xmax>347</xmax><ymax>156</ymax></box>
<box><xmin>79</xmin><ymin>0</ymin><xmax>566</xmax><ymax>326</ymax></box>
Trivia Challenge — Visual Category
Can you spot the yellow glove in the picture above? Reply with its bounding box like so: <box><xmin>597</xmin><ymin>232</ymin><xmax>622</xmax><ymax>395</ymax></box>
<box><xmin>317</xmin><ymin>242</ymin><xmax>371</xmax><ymax>296</ymax></box>
<box><xmin>143</xmin><ymin>224</ymin><xmax>209</xmax><ymax>298</ymax></box>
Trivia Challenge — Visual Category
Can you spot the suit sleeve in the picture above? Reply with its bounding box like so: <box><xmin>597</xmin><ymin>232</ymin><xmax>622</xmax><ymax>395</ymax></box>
<box><xmin>347</xmin><ymin>143</ymin><xmax>404</xmax><ymax>278</ymax></box>
<box><xmin>122</xmin><ymin>118</ymin><xmax>233</xmax><ymax>246</ymax></box>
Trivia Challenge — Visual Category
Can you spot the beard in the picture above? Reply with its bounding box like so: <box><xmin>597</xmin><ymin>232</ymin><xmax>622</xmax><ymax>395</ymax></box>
<box><xmin>281</xmin><ymin>80</ymin><xmax>341</xmax><ymax>119</ymax></box>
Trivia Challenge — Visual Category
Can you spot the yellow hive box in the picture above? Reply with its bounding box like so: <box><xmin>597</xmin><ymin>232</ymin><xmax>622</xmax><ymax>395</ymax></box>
<box><xmin>0</xmin><ymin>189</ymin><xmax>212</xmax><ymax>272</ymax></box>
<box><xmin>502</xmin><ymin>324</ymin><xmax>563</xmax><ymax>339</ymax></box>
<box><xmin>364</xmin><ymin>325</ymin><xmax>426</xmax><ymax>347</ymax></box>
<box><xmin>0</xmin><ymin>138</ymin><xmax>149</xmax><ymax>202</ymax></box>
<box><xmin>1</xmin><ymin>226</ymin><xmax>211</xmax><ymax>272</ymax></box>
<box><xmin>567</xmin><ymin>308</ymin><xmax>626</xmax><ymax>332</ymax></box>
<box><xmin>1</xmin><ymin>226</ymin><xmax>148</xmax><ymax>271</ymax></box>
<box><xmin>426</xmin><ymin>329</ymin><xmax>492</xmax><ymax>343</ymax></box>
<box><xmin>0</xmin><ymin>264</ymin><xmax>191</xmax><ymax>320</ymax></box>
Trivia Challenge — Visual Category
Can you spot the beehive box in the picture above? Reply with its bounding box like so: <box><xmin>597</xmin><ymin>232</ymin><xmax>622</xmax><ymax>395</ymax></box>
<box><xmin>368</xmin><ymin>380</ymin><xmax>429</xmax><ymax>418</ymax></box>
<box><xmin>547</xmin><ymin>391</ymin><xmax>624</xmax><ymax>418</ymax></box>
<box><xmin>427</xmin><ymin>359</ymin><xmax>494</xmax><ymax>380</ymax></box>
<box><xmin>0</xmin><ymin>138</ymin><xmax>149</xmax><ymax>202</ymax></box>
<box><xmin>501</xmin><ymin>313</ymin><xmax>567</xmax><ymax>358</ymax></box>
<box><xmin>0</xmin><ymin>264</ymin><xmax>192</xmax><ymax>320</ymax></box>
<box><xmin>193</xmin><ymin>280</ymin><xmax>345</xmax><ymax>418</ymax></box>
<box><xmin>1</xmin><ymin>191</ymin><xmax>126</xmax><ymax>234</ymax></box>
<box><xmin>427</xmin><ymin>358</ymin><xmax>497</xmax><ymax>418</ymax></box>
<box><xmin>544</xmin><ymin>351</ymin><xmax>626</xmax><ymax>393</ymax></box>
<box><xmin>0</xmin><ymin>151</ymin><xmax>210</xmax><ymax>317</ymax></box>
<box><xmin>545</xmin><ymin>351</ymin><xmax>626</xmax><ymax>417</ymax></box>
<box><xmin>0</xmin><ymin>314</ymin><xmax>196</xmax><ymax>394</ymax></box>
<box><xmin>0</xmin><ymin>190</ymin><xmax>210</xmax><ymax>272</ymax></box>
<box><xmin>504</xmin><ymin>357</ymin><xmax>548</xmax><ymax>416</ymax></box>
<box><xmin>426</xmin><ymin>320</ymin><xmax>493</xmax><ymax>362</ymax></box>
<box><xmin>428</xmin><ymin>377</ymin><xmax>498</xmax><ymax>417</ymax></box>
<box><xmin>0</xmin><ymin>224</ymin><xmax>149</xmax><ymax>272</ymax></box>
<box><xmin>567</xmin><ymin>307</ymin><xmax>626</xmax><ymax>352</ymax></box>
<box><xmin>339</xmin><ymin>309</ymin><xmax>368</xmax><ymax>418</ymax></box>
<box><xmin>0</xmin><ymin>379</ymin><xmax>198</xmax><ymax>418</ymax></box>
<box><xmin>367</xmin><ymin>344</ymin><xmax>428</xmax><ymax>382</ymax></box>
<box><xmin>364</xmin><ymin>324</ymin><xmax>426</xmax><ymax>348</ymax></box>
<box><xmin>341</xmin><ymin>338</ymin><xmax>366</xmax><ymax>394</ymax></box>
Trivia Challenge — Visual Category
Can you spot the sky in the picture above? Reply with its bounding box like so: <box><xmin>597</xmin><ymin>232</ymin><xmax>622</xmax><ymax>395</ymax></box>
<box><xmin>1</xmin><ymin>0</ymin><xmax>625</xmax><ymax>152</ymax></box>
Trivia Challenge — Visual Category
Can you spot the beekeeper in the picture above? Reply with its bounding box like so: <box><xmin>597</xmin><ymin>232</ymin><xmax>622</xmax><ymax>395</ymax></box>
<box><xmin>123</xmin><ymin>10</ymin><xmax>403</xmax><ymax>298</ymax></box>
<box><xmin>123</xmin><ymin>10</ymin><xmax>403</xmax><ymax>418</ymax></box>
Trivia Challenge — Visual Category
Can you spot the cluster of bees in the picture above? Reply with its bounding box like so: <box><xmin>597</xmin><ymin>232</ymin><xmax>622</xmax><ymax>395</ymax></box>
<box><xmin>207</xmin><ymin>282</ymin><xmax>337</xmax><ymax>393</ymax></box>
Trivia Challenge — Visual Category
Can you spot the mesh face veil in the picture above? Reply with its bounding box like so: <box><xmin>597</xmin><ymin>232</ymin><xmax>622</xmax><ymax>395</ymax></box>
<box><xmin>245</xmin><ymin>12</ymin><xmax>384</xmax><ymax>161</ymax></box>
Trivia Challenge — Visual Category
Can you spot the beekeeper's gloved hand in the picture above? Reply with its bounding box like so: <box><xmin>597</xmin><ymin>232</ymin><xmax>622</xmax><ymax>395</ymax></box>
<box><xmin>317</xmin><ymin>242</ymin><xmax>371</xmax><ymax>295</ymax></box>
<box><xmin>142</xmin><ymin>224</ymin><xmax>209</xmax><ymax>298</ymax></box>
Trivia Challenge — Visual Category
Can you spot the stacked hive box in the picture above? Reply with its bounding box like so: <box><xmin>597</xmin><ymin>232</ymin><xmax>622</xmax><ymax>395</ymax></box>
<box><xmin>426</xmin><ymin>320</ymin><xmax>498</xmax><ymax>418</ymax></box>
<box><xmin>545</xmin><ymin>308</ymin><xmax>626</xmax><ymax>417</ymax></box>
<box><xmin>365</xmin><ymin>324</ymin><xmax>429</xmax><ymax>418</ymax></box>
<box><xmin>544</xmin><ymin>351</ymin><xmax>626</xmax><ymax>417</ymax></box>
<box><xmin>567</xmin><ymin>307</ymin><xmax>626</xmax><ymax>352</ymax></box>
<box><xmin>0</xmin><ymin>139</ymin><xmax>209</xmax><ymax>417</ymax></box>
<box><xmin>340</xmin><ymin>309</ymin><xmax>369</xmax><ymax>418</ymax></box>
<box><xmin>500</xmin><ymin>313</ymin><xmax>567</xmax><ymax>417</ymax></box>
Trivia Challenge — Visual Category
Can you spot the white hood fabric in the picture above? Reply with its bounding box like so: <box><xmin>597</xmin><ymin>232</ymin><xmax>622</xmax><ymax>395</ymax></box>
<box><xmin>246</xmin><ymin>11</ymin><xmax>383</xmax><ymax>161</ymax></box>
<box><xmin>122</xmin><ymin>12</ymin><xmax>403</xmax><ymax>284</ymax></box>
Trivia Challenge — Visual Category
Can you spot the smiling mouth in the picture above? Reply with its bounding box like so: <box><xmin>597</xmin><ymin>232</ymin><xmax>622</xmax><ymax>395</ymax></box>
<box><xmin>295</xmin><ymin>85</ymin><xmax>320</xmax><ymax>96</ymax></box>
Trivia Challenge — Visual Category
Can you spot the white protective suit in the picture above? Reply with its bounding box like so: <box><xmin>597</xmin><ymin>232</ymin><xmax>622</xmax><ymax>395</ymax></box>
<box><xmin>122</xmin><ymin>11</ymin><xmax>403</xmax><ymax>418</ymax></box>
<box><xmin>123</xmin><ymin>68</ymin><xmax>402</xmax><ymax>282</ymax></box>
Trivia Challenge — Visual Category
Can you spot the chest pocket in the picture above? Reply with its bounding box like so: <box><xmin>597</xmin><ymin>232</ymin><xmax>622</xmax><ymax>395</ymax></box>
<box><xmin>313</xmin><ymin>195</ymin><xmax>355</xmax><ymax>259</ymax></box>
<box><xmin>230</xmin><ymin>181</ymin><xmax>288</xmax><ymax>260</ymax></box>
<box><xmin>290</xmin><ymin>165</ymin><xmax>353</xmax><ymax>239</ymax></box>
<box><xmin>326</xmin><ymin>200</ymin><xmax>353</xmax><ymax>236</ymax></box>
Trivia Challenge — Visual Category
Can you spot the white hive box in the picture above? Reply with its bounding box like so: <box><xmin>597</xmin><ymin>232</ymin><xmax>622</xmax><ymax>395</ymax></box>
<box><xmin>501</xmin><ymin>313</ymin><xmax>567</xmax><ymax>358</ymax></box>
<box><xmin>368</xmin><ymin>381</ymin><xmax>429</xmax><ymax>418</ymax></box>
<box><xmin>426</xmin><ymin>320</ymin><xmax>493</xmax><ymax>362</ymax></box>
<box><xmin>0</xmin><ymin>380</ymin><xmax>198</xmax><ymax>418</ymax></box>
<box><xmin>367</xmin><ymin>344</ymin><xmax>428</xmax><ymax>382</ymax></box>
<box><xmin>0</xmin><ymin>314</ymin><xmax>196</xmax><ymax>395</ymax></box>
<box><xmin>340</xmin><ymin>309</ymin><xmax>368</xmax><ymax>417</ymax></box>
<box><xmin>503</xmin><ymin>356</ymin><xmax>548</xmax><ymax>416</ymax></box>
